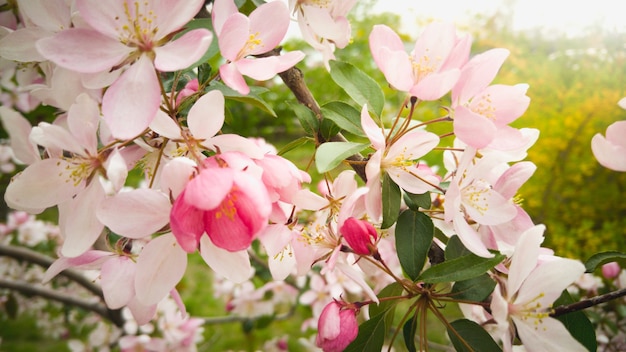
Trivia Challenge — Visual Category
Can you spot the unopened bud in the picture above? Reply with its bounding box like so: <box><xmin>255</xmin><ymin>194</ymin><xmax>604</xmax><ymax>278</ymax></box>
<box><xmin>340</xmin><ymin>217</ymin><xmax>378</xmax><ymax>256</ymax></box>
<box><xmin>315</xmin><ymin>300</ymin><xmax>359</xmax><ymax>352</ymax></box>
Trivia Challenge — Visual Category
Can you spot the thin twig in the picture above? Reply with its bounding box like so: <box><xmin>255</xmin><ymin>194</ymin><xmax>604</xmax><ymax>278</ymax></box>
<box><xmin>0</xmin><ymin>278</ymin><xmax>124</xmax><ymax>327</ymax></box>
<box><xmin>552</xmin><ymin>287</ymin><xmax>626</xmax><ymax>317</ymax></box>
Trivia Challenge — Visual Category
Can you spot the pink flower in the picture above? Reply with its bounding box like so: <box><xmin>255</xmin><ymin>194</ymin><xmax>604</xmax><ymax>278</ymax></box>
<box><xmin>602</xmin><ymin>262</ymin><xmax>621</xmax><ymax>279</ymax></box>
<box><xmin>591</xmin><ymin>120</ymin><xmax>626</xmax><ymax>172</ymax></box>
<box><xmin>170</xmin><ymin>152</ymin><xmax>272</xmax><ymax>252</ymax></box>
<box><xmin>316</xmin><ymin>300</ymin><xmax>359</xmax><ymax>352</ymax></box>
<box><xmin>36</xmin><ymin>0</ymin><xmax>212</xmax><ymax>139</ymax></box>
<box><xmin>369</xmin><ymin>22</ymin><xmax>470</xmax><ymax>100</ymax></box>
<box><xmin>340</xmin><ymin>217</ymin><xmax>378</xmax><ymax>256</ymax></box>
<box><xmin>212</xmin><ymin>0</ymin><xmax>304</xmax><ymax>95</ymax></box>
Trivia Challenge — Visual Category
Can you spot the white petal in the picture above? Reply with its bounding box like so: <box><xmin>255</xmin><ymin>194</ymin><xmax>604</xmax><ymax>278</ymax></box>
<box><xmin>149</xmin><ymin>110</ymin><xmax>182</xmax><ymax>140</ymax></box>
<box><xmin>507</xmin><ymin>225</ymin><xmax>544</xmax><ymax>296</ymax></box>
<box><xmin>199</xmin><ymin>236</ymin><xmax>253</xmax><ymax>283</ymax></box>
<box><xmin>513</xmin><ymin>316</ymin><xmax>587</xmax><ymax>352</ymax></box>
<box><xmin>59</xmin><ymin>180</ymin><xmax>105</xmax><ymax>257</ymax></box>
<box><xmin>134</xmin><ymin>233</ymin><xmax>188</xmax><ymax>306</ymax></box>
<box><xmin>101</xmin><ymin>256</ymin><xmax>136</xmax><ymax>309</ymax></box>
<box><xmin>187</xmin><ymin>90</ymin><xmax>224</xmax><ymax>140</ymax></box>
<box><xmin>96</xmin><ymin>189</ymin><xmax>171</xmax><ymax>239</ymax></box>
<box><xmin>160</xmin><ymin>157</ymin><xmax>197</xmax><ymax>199</ymax></box>
<box><xmin>0</xmin><ymin>106</ymin><xmax>40</xmax><ymax>165</ymax></box>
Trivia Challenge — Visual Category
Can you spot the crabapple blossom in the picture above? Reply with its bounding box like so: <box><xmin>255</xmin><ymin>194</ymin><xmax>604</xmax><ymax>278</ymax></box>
<box><xmin>290</xmin><ymin>0</ymin><xmax>356</xmax><ymax>69</ymax></box>
<box><xmin>315</xmin><ymin>300</ymin><xmax>359</xmax><ymax>352</ymax></box>
<box><xmin>170</xmin><ymin>152</ymin><xmax>272</xmax><ymax>253</ymax></box>
<box><xmin>212</xmin><ymin>0</ymin><xmax>305</xmax><ymax>95</ymax></box>
<box><xmin>591</xmin><ymin>120</ymin><xmax>626</xmax><ymax>172</ymax></box>
<box><xmin>361</xmin><ymin>105</ymin><xmax>440</xmax><ymax>220</ymax></box>
<box><xmin>490</xmin><ymin>225</ymin><xmax>587</xmax><ymax>352</ymax></box>
<box><xmin>340</xmin><ymin>217</ymin><xmax>379</xmax><ymax>257</ymax></box>
<box><xmin>36</xmin><ymin>0</ymin><xmax>212</xmax><ymax>139</ymax></box>
<box><xmin>602</xmin><ymin>262</ymin><xmax>621</xmax><ymax>279</ymax></box>
<box><xmin>369</xmin><ymin>22</ymin><xmax>470</xmax><ymax>100</ymax></box>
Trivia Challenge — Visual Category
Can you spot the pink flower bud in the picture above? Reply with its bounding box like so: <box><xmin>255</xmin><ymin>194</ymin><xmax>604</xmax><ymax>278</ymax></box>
<box><xmin>316</xmin><ymin>301</ymin><xmax>359</xmax><ymax>352</ymax></box>
<box><xmin>602</xmin><ymin>262</ymin><xmax>621</xmax><ymax>279</ymax></box>
<box><xmin>340</xmin><ymin>217</ymin><xmax>378</xmax><ymax>256</ymax></box>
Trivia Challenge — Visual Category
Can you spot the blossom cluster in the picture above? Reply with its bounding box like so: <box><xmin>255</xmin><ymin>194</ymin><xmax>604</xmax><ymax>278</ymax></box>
<box><xmin>0</xmin><ymin>0</ymin><xmax>624</xmax><ymax>351</ymax></box>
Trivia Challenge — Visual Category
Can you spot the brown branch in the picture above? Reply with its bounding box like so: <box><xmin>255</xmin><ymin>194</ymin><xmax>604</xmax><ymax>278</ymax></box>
<box><xmin>0</xmin><ymin>243</ymin><xmax>124</xmax><ymax>327</ymax></box>
<box><xmin>0</xmin><ymin>278</ymin><xmax>124</xmax><ymax>327</ymax></box>
<box><xmin>551</xmin><ymin>287</ymin><xmax>626</xmax><ymax>317</ymax></box>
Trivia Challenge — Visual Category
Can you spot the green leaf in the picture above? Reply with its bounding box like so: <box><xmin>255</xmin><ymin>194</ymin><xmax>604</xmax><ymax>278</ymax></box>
<box><xmin>277</xmin><ymin>136</ymin><xmax>313</xmax><ymax>156</ymax></box>
<box><xmin>418</xmin><ymin>252</ymin><xmax>505</xmax><ymax>284</ymax></box>
<box><xmin>344</xmin><ymin>312</ymin><xmax>387</xmax><ymax>352</ymax></box>
<box><xmin>319</xmin><ymin>116</ymin><xmax>341</xmax><ymax>142</ymax></box>
<box><xmin>584</xmin><ymin>251</ymin><xmax>626</xmax><ymax>273</ymax></box>
<box><xmin>448</xmin><ymin>319</ymin><xmax>502</xmax><ymax>352</ymax></box>
<box><xmin>329</xmin><ymin>61</ymin><xmax>385</xmax><ymax>117</ymax></box>
<box><xmin>369</xmin><ymin>282</ymin><xmax>404</xmax><ymax>318</ymax></box>
<box><xmin>320</xmin><ymin>101</ymin><xmax>366</xmax><ymax>137</ymax></box>
<box><xmin>402</xmin><ymin>316</ymin><xmax>418</xmax><ymax>352</ymax></box>
<box><xmin>403</xmin><ymin>191</ymin><xmax>431</xmax><ymax>211</ymax></box>
<box><xmin>445</xmin><ymin>235</ymin><xmax>472</xmax><ymax>260</ymax></box>
<box><xmin>451</xmin><ymin>274</ymin><xmax>497</xmax><ymax>302</ymax></box>
<box><xmin>315</xmin><ymin>142</ymin><xmax>369</xmax><ymax>173</ymax></box>
<box><xmin>208</xmin><ymin>82</ymin><xmax>276</xmax><ymax>117</ymax></box>
<box><xmin>554</xmin><ymin>290</ymin><xmax>597</xmax><ymax>352</ymax></box>
<box><xmin>291</xmin><ymin>103</ymin><xmax>319</xmax><ymax>137</ymax></box>
<box><xmin>395</xmin><ymin>209</ymin><xmax>434</xmax><ymax>280</ymax></box>
<box><xmin>381</xmin><ymin>174</ymin><xmax>402</xmax><ymax>229</ymax></box>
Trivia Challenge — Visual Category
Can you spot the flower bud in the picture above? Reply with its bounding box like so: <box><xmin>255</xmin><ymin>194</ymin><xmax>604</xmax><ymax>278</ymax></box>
<box><xmin>315</xmin><ymin>301</ymin><xmax>359</xmax><ymax>352</ymax></box>
<box><xmin>340</xmin><ymin>217</ymin><xmax>378</xmax><ymax>256</ymax></box>
<box><xmin>602</xmin><ymin>262</ymin><xmax>621</xmax><ymax>279</ymax></box>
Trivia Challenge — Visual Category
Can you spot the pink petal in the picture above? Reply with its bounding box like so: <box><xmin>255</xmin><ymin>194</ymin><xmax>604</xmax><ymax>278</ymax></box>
<box><xmin>0</xmin><ymin>27</ymin><xmax>50</xmax><ymax>62</ymax></box>
<box><xmin>361</xmin><ymin>105</ymin><xmax>385</xmax><ymax>150</ymax></box>
<box><xmin>248</xmin><ymin>1</ymin><xmax>289</xmax><ymax>54</ymax></box>
<box><xmin>160</xmin><ymin>157</ymin><xmax>197</xmax><ymax>200</ymax></box>
<box><xmin>219</xmin><ymin>62</ymin><xmax>249</xmax><ymax>95</ymax></box>
<box><xmin>4</xmin><ymin>158</ymin><xmax>85</xmax><ymax>212</ymax></box>
<box><xmin>67</xmin><ymin>94</ymin><xmax>100</xmax><ymax>155</ymax></box>
<box><xmin>413</xmin><ymin>22</ymin><xmax>456</xmax><ymax>70</ymax></box>
<box><xmin>105</xmin><ymin>148</ymin><xmax>129</xmax><ymax>193</ymax></box>
<box><xmin>42</xmin><ymin>250</ymin><xmax>111</xmax><ymax>283</ymax></box>
<box><xmin>476</xmin><ymin>84</ymin><xmax>530</xmax><ymax>126</ymax></box>
<box><xmin>493</xmin><ymin>161</ymin><xmax>536</xmax><ymax>199</ymax></box>
<box><xmin>386</xmin><ymin>130</ymin><xmax>439</xmax><ymax>161</ymax></box>
<box><xmin>516</xmin><ymin>257</ymin><xmax>585</xmax><ymax>308</ymax></box>
<box><xmin>187</xmin><ymin>90</ymin><xmax>224</xmax><ymax>140</ymax></box>
<box><xmin>59</xmin><ymin>180</ymin><xmax>105</xmax><ymax>258</ymax></box>
<box><xmin>154</xmin><ymin>29</ymin><xmax>213</xmax><ymax>72</ymax></box>
<box><xmin>0</xmin><ymin>106</ymin><xmax>40</xmax><ymax>164</ymax></box>
<box><xmin>606</xmin><ymin>120</ymin><xmax>626</xmax><ymax>147</ymax></box>
<box><xmin>96</xmin><ymin>189</ymin><xmax>171</xmax><ymax>239</ymax></box>
<box><xmin>211</xmin><ymin>0</ymin><xmax>239</xmax><ymax>35</ymax></box>
<box><xmin>452</xmin><ymin>212</ymin><xmax>493</xmax><ymax>258</ymax></box>
<box><xmin>453</xmin><ymin>105</ymin><xmax>497</xmax><ymax>149</ymax></box>
<box><xmin>377</xmin><ymin>47</ymin><xmax>414</xmax><ymax>92</ymax></box>
<box><xmin>170</xmin><ymin>190</ymin><xmax>205</xmax><ymax>253</ymax></box>
<box><xmin>275</xmin><ymin>50</ymin><xmax>306</xmax><ymax>72</ymax></box>
<box><xmin>75</xmin><ymin>0</ymin><xmax>126</xmax><ymax>39</ymax></box>
<box><xmin>301</xmin><ymin>5</ymin><xmax>350</xmax><ymax>48</ymax></box>
<box><xmin>30</xmin><ymin>122</ymin><xmax>86</xmax><ymax>157</ymax></box>
<box><xmin>199</xmin><ymin>236</ymin><xmax>252</xmax><ymax>283</ymax></box>
<box><xmin>507</xmin><ymin>225</ymin><xmax>544</xmax><ymax>296</ymax></box>
<box><xmin>101</xmin><ymin>256</ymin><xmax>136</xmax><ymax>309</ymax></box>
<box><xmin>134</xmin><ymin>233</ymin><xmax>188</xmax><ymax>306</ymax></box>
<box><xmin>152</xmin><ymin>0</ymin><xmax>205</xmax><ymax>37</ymax></box>
<box><xmin>184</xmin><ymin>167</ymin><xmax>233</xmax><ymax>210</ymax></box>
<box><xmin>149</xmin><ymin>110</ymin><xmax>183</xmax><ymax>140</ymax></box>
<box><xmin>126</xmin><ymin>297</ymin><xmax>157</xmax><ymax>326</ymax></box>
<box><xmin>411</xmin><ymin>69</ymin><xmax>460</xmax><ymax>101</ymax></box>
<box><xmin>217</xmin><ymin>13</ymin><xmax>249</xmax><ymax>60</ymax></box>
<box><xmin>205</xmin><ymin>134</ymin><xmax>265</xmax><ymax>159</ymax></box>
<box><xmin>20</xmin><ymin>0</ymin><xmax>71</xmax><ymax>32</ymax></box>
<box><xmin>369</xmin><ymin>25</ymin><xmax>405</xmax><ymax>72</ymax></box>
<box><xmin>37</xmin><ymin>28</ymin><xmax>132</xmax><ymax>73</ymax></box>
<box><xmin>236</xmin><ymin>57</ymin><xmax>281</xmax><ymax>81</ymax></box>
<box><xmin>452</xmin><ymin>48</ymin><xmax>510</xmax><ymax>105</ymax></box>
<box><xmin>102</xmin><ymin>56</ymin><xmax>160</xmax><ymax>140</ymax></box>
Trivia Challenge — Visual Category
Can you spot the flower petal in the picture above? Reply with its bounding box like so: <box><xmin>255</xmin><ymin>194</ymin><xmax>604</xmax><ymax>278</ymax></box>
<box><xmin>187</xmin><ymin>90</ymin><xmax>224</xmax><ymax>140</ymax></box>
<box><xmin>101</xmin><ymin>256</ymin><xmax>136</xmax><ymax>309</ymax></box>
<box><xmin>0</xmin><ymin>106</ymin><xmax>40</xmax><ymax>164</ymax></box>
<box><xmin>199</xmin><ymin>235</ymin><xmax>253</xmax><ymax>283</ymax></box>
<box><xmin>154</xmin><ymin>28</ymin><xmax>213</xmax><ymax>72</ymax></box>
<box><xmin>513</xmin><ymin>316</ymin><xmax>587</xmax><ymax>352</ymax></box>
<box><xmin>59</xmin><ymin>180</ymin><xmax>105</xmax><ymax>258</ymax></box>
<box><xmin>96</xmin><ymin>189</ymin><xmax>171</xmax><ymax>239</ymax></box>
<box><xmin>134</xmin><ymin>233</ymin><xmax>188</xmax><ymax>306</ymax></box>
<box><xmin>102</xmin><ymin>56</ymin><xmax>160</xmax><ymax>140</ymax></box>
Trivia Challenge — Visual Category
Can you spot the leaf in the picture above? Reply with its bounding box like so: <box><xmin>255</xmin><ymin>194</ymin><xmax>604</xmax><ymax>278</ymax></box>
<box><xmin>451</xmin><ymin>274</ymin><xmax>497</xmax><ymax>302</ymax></box>
<box><xmin>277</xmin><ymin>136</ymin><xmax>313</xmax><ymax>156</ymax></box>
<box><xmin>554</xmin><ymin>290</ymin><xmax>598</xmax><ymax>352</ymax></box>
<box><xmin>403</xmin><ymin>191</ymin><xmax>431</xmax><ymax>211</ymax></box>
<box><xmin>329</xmin><ymin>61</ymin><xmax>385</xmax><ymax>117</ymax></box>
<box><xmin>344</xmin><ymin>312</ymin><xmax>387</xmax><ymax>352</ymax></box>
<box><xmin>319</xmin><ymin>115</ymin><xmax>341</xmax><ymax>142</ymax></box>
<box><xmin>208</xmin><ymin>82</ymin><xmax>276</xmax><ymax>117</ymax></box>
<box><xmin>291</xmin><ymin>103</ymin><xmax>319</xmax><ymax>137</ymax></box>
<box><xmin>448</xmin><ymin>319</ymin><xmax>502</xmax><ymax>352</ymax></box>
<box><xmin>369</xmin><ymin>282</ymin><xmax>404</xmax><ymax>318</ymax></box>
<box><xmin>381</xmin><ymin>174</ymin><xmax>401</xmax><ymax>229</ymax></box>
<box><xmin>395</xmin><ymin>209</ymin><xmax>434</xmax><ymax>280</ymax></box>
<box><xmin>584</xmin><ymin>251</ymin><xmax>626</xmax><ymax>273</ymax></box>
<box><xmin>315</xmin><ymin>142</ymin><xmax>369</xmax><ymax>173</ymax></box>
<box><xmin>418</xmin><ymin>252</ymin><xmax>505</xmax><ymax>284</ymax></box>
<box><xmin>320</xmin><ymin>101</ymin><xmax>366</xmax><ymax>137</ymax></box>
<box><xmin>402</xmin><ymin>316</ymin><xmax>418</xmax><ymax>352</ymax></box>
<box><xmin>445</xmin><ymin>235</ymin><xmax>472</xmax><ymax>260</ymax></box>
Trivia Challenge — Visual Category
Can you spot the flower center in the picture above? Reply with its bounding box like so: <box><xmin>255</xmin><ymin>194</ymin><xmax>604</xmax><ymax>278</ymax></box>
<box><xmin>116</xmin><ymin>1</ymin><xmax>159</xmax><ymax>51</ymax></box>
